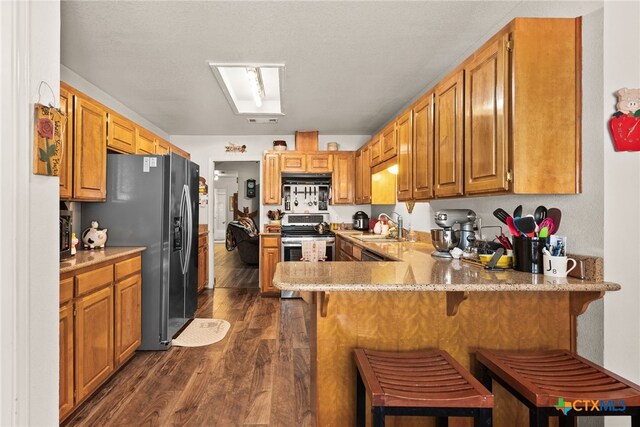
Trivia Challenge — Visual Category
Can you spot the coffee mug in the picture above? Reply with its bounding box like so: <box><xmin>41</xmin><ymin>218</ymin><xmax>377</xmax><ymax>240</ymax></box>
<box><xmin>543</xmin><ymin>254</ymin><xmax>577</xmax><ymax>278</ymax></box>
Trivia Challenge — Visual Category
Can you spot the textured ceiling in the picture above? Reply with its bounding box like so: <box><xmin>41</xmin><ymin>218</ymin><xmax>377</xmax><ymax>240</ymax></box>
<box><xmin>61</xmin><ymin>1</ymin><xmax>601</xmax><ymax>136</ymax></box>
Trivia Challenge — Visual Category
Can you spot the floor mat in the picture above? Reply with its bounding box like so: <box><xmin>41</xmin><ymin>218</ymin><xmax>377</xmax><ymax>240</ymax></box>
<box><xmin>172</xmin><ymin>318</ymin><xmax>230</xmax><ymax>347</ymax></box>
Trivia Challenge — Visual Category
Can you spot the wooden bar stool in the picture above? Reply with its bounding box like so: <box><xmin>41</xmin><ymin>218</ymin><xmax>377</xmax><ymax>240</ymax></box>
<box><xmin>354</xmin><ymin>348</ymin><xmax>493</xmax><ymax>427</ymax></box>
<box><xmin>476</xmin><ymin>349</ymin><xmax>640</xmax><ymax>427</ymax></box>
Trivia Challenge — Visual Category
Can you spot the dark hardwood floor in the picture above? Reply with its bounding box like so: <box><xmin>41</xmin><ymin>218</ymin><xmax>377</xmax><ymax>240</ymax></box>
<box><xmin>214</xmin><ymin>242</ymin><xmax>259</xmax><ymax>289</ymax></box>
<box><xmin>64</xmin><ymin>288</ymin><xmax>312</xmax><ymax>426</ymax></box>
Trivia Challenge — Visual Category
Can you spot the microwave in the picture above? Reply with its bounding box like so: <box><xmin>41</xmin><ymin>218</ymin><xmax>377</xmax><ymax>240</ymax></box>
<box><xmin>60</xmin><ymin>202</ymin><xmax>73</xmax><ymax>260</ymax></box>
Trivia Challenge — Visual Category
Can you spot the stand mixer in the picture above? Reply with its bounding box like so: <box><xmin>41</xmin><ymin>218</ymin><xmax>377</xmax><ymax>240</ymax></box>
<box><xmin>431</xmin><ymin>209</ymin><xmax>477</xmax><ymax>258</ymax></box>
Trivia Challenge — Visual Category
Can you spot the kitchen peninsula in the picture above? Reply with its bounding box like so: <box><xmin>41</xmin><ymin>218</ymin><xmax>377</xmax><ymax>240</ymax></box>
<box><xmin>272</xmin><ymin>235</ymin><xmax>620</xmax><ymax>426</ymax></box>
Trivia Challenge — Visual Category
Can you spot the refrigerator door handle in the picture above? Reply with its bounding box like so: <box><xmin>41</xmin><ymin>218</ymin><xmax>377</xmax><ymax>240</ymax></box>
<box><xmin>179</xmin><ymin>184</ymin><xmax>188</xmax><ymax>274</ymax></box>
<box><xmin>183</xmin><ymin>185</ymin><xmax>193</xmax><ymax>273</ymax></box>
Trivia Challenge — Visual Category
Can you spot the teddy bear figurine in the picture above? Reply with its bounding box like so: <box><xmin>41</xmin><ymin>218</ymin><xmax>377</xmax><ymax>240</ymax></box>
<box><xmin>82</xmin><ymin>220</ymin><xmax>108</xmax><ymax>249</ymax></box>
<box><xmin>616</xmin><ymin>88</ymin><xmax>640</xmax><ymax>115</ymax></box>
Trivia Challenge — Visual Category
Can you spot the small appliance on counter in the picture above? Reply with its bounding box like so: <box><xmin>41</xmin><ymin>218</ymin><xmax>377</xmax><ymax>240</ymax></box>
<box><xmin>353</xmin><ymin>211</ymin><xmax>369</xmax><ymax>231</ymax></box>
<box><xmin>431</xmin><ymin>209</ymin><xmax>477</xmax><ymax>258</ymax></box>
<box><xmin>60</xmin><ymin>201</ymin><xmax>73</xmax><ymax>260</ymax></box>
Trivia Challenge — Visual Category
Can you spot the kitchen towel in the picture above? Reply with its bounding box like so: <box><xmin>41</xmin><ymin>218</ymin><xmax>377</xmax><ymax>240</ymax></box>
<box><xmin>172</xmin><ymin>318</ymin><xmax>230</xmax><ymax>347</ymax></box>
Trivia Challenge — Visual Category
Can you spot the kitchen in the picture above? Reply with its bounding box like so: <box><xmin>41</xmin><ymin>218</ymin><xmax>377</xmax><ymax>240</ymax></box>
<box><xmin>1</xmin><ymin>1</ymin><xmax>639</xmax><ymax>426</ymax></box>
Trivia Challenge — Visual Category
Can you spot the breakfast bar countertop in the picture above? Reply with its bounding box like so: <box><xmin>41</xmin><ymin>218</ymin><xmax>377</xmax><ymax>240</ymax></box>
<box><xmin>272</xmin><ymin>232</ymin><xmax>620</xmax><ymax>293</ymax></box>
<box><xmin>60</xmin><ymin>247</ymin><xmax>146</xmax><ymax>274</ymax></box>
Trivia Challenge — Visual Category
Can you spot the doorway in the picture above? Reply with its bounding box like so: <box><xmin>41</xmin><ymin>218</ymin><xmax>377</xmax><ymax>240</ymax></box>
<box><xmin>212</xmin><ymin>161</ymin><xmax>261</xmax><ymax>289</ymax></box>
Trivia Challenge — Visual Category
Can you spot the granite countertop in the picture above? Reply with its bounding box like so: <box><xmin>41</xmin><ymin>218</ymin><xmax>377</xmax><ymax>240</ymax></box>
<box><xmin>273</xmin><ymin>231</ymin><xmax>620</xmax><ymax>293</ymax></box>
<box><xmin>60</xmin><ymin>247</ymin><xmax>146</xmax><ymax>274</ymax></box>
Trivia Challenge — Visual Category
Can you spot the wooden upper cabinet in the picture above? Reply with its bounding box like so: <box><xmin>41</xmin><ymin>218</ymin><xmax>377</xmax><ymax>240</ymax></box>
<box><xmin>434</xmin><ymin>69</ymin><xmax>464</xmax><ymax>198</ymax></box>
<box><xmin>59</xmin><ymin>85</ymin><xmax>73</xmax><ymax>200</ymax></box>
<box><xmin>396</xmin><ymin>109</ymin><xmax>413</xmax><ymax>201</ymax></box>
<box><xmin>361</xmin><ymin>145</ymin><xmax>371</xmax><ymax>203</ymax></box>
<box><xmin>306</xmin><ymin>153</ymin><xmax>333</xmax><ymax>173</ymax></box>
<box><xmin>370</xmin><ymin>135</ymin><xmax>382</xmax><ymax>166</ymax></box>
<box><xmin>156</xmin><ymin>138</ymin><xmax>170</xmax><ymax>154</ymax></box>
<box><xmin>331</xmin><ymin>152</ymin><xmax>355</xmax><ymax>204</ymax></box>
<box><xmin>280</xmin><ymin>153</ymin><xmax>306</xmax><ymax>172</ymax></box>
<box><xmin>413</xmin><ymin>92</ymin><xmax>435</xmax><ymax>200</ymax></box>
<box><xmin>107</xmin><ymin>113</ymin><xmax>136</xmax><ymax>154</ymax></box>
<box><xmin>354</xmin><ymin>149</ymin><xmax>363</xmax><ymax>204</ymax></box>
<box><xmin>262</xmin><ymin>153</ymin><xmax>281</xmax><ymax>205</ymax></box>
<box><xmin>135</xmin><ymin>127</ymin><xmax>156</xmax><ymax>155</ymax></box>
<box><xmin>464</xmin><ymin>35</ymin><xmax>509</xmax><ymax>195</ymax></box>
<box><xmin>381</xmin><ymin>122</ymin><xmax>397</xmax><ymax>162</ymax></box>
<box><xmin>73</xmin><ymin>96</ymin><xmax>107</xmax><ymax>200</ymax></box>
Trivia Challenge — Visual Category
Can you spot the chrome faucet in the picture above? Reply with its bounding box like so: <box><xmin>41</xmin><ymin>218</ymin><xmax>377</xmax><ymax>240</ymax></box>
<box><xmin>378</xmin><ymin>212</ymin><xmax>404</xmax><ymax>240</ymax></box>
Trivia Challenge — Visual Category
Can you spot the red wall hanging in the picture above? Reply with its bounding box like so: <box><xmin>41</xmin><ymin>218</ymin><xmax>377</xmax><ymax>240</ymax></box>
<box><xmin>609</xmin><ymin>88</ymin><xmax>640</xmax><ymax>152</ymax></box>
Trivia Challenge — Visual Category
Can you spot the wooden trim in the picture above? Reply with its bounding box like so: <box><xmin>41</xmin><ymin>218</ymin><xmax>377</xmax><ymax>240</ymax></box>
<box><xmin>575</xmin><ymin>16</ymin><xmax>583</xmax><ymax>194</ymax></box>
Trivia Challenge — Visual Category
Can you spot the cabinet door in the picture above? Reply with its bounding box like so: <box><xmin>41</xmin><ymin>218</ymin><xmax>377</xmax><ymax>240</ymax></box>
<box><xmin>135</xmin><ymin>127</ymin><xmax>156</xmax><ymax>155</ymax></box>
<box><xmin>75</xmin><ymin>285</ymin><xmax>114</xmax><ymax>402</ymax></box>
<box><xmin>413</xmin><ymin>93</ymin><xmax>435</xmax><ymax>200</ymax></box>
<box><xmin>156</xmin><ymin>138</ymin><xmax>170</xmax><ymax>154</ymax></box>
<box><xmin>73</xmin><ymin>96</ymin><xmax>107</xmax><ymax>200</ymax></box>
<box><xmin>381</xmin><ymin>122</ymin><xmax>397</xmax><ymax>161</ymax></box>
<box><xmin>396</xmin><ymin>109</ymin><xmax>413</xmax><ymax>201</ymax></box>
<box><xmin>262</xmin><ymin>153</ymin><xmax>281</xmax><ymax>205</ymax></box>
<box><xmin>434</xmin><ymin>70</ymin><xmax>464</xmax><ymax>198</ymax></box>
<box><xmin>260</xmin><ymin>236</ymin><xmax>280</xmax><ymax>295</ymax></box>
<box><xmin>361</xmin><ymin>145</ymin><xmax>371</xmax><ymax>203</ymax></box>
<box><xmin>107</xmin><ymin>113</ymin><xmax>136</xmax><ymax>154</ymax></box>
<box><xmin>280</xmin><ymin>153</ymin><xmax>306</xmax><ymax>172</ymax></box>
<box><xmin>114</xmin><ymin>275</ymin><xmax>141</xmax><ymax>367</ymax></box>
<box><xmin>464</xmin><ymin>36</ymin><xmax>509</xmax><ymax>195</ymax></box>
<box><xmin>59</xmin><ymin>86</ymin><xmax>73</xmax><ymax>199</ymax></box>
<box><xmin>59</xmin><ymin>303</ymin><xmax>74</xmax><ymax>420</ymax></box>
<box><xmin>370</xmin><ymin>136</ymin><xmax>382</xmax><ymax>166</ymax></box>
<box><xmin>354</xmin><ymin>149</ymin><xmax>363</xmax><ymax>204</ymax></box>
<box><xmin>306</xmin><ymin>153</ymin><xmax>333</xmax><ymax>173</ymax></box>
<box><xmin>331</xmin><ymin>152</ymin><xmax>355</xmax><ymax>204</ymax></box>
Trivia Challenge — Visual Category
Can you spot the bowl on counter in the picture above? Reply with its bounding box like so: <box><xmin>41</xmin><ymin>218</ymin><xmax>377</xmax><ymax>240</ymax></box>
<box><xmin>479</xmin><ymin>253</ymin><xmax>513</xmax><ymax>269</ymax></box>
<box><xmin>430</xmin><ymin>228</ymin><xmax>459</xmax><ymax>253</ymax></box>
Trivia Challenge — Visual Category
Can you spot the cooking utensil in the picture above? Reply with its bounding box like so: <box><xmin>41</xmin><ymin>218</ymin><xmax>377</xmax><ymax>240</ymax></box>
<box><xmin>534</xmin><ymin>205</ymin><xmax>548</xmax><ymax>225</ymax></box>
<box><xmin>538</xmin><ymin>226</ymin><xmax>549</xmax><ymax>238</ymax></box>
<box><xmin>514</xmin><ymin>216</ymin><xmax>537</xmax><ymax>237</ymax></box>
<box><xmin>493</xmin><ymin>208</ymin><xmax>511</xmax><ymax>225</ymax></box>
<box><xmin>506</xmin><ymin>217</ymin><xmax>520</xmax><ymax>236</ymax></box>
<box><xmin>513</xmin><ymin>205</ymin><xmax>523</xmax><ymax>218</ymax></box>
<box><xmin>547</xmin><ymin>208</ymin><xmax>562</xmax><ymax>234</ymax></box>
<box><xmin>294</xmin><ymin>196</ymin><xmax>298</xmax><ymax>206</ymax></box>
<box><xmin>485</xmin><ymin>247</ymin><xmax>505</xmax><ymax>270</ymax></box>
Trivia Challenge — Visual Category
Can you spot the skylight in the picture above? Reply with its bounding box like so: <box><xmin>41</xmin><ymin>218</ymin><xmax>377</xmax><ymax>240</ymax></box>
<box><xmin>208</xmin><ymin>62</ymin><xmax>285</xmax><ymax>115</ymax></box>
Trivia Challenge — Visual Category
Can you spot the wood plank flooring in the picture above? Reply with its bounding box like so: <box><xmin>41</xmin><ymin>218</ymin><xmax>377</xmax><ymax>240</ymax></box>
<box><xmin>64</xmin><ymin>288</ymin><xmax>312</xmax><ymax>426</ymax></box>
<box><xmin>214</xmin><ymin>242</ymin><xmax>259</xmax><ymax>289</ymax></box>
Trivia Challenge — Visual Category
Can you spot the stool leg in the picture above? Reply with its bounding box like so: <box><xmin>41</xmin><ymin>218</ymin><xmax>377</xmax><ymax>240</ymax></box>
<box><xmin>372</xmin><ymin>406</ymin><xmax>385</xmax><ymax>427</ymax></box>
<box><xmin>478</xmin><ymin>363</ymin><xmax>492</xmax><ymax>392</ymax></box>
<box><xmin>435</xmin><ymin>417</ymin><xmax>448</xmax><ymax>427</ymax></box>
<box><xmin>632</xmin><ymin>414</ymin><xmax>639</xmax><ymax>427</ymax></box>
<box><xmin>529</xmin><ymin>408</ymin><xmax>549</xmax><ymax>427</ymax></box>
<box><xmin>558</xmin><ymin>416</ymin><xmax>576</xmax><ymax>427</ymax></box>
<box><xmin>355</xmin><ymin>370</ymin><xmax>365</xmax><ymax>427</ymax></box>
<box><xmin>475</xmin><ymin>409</ymin><xmax>492</xmax><ymax>427</ymax></box>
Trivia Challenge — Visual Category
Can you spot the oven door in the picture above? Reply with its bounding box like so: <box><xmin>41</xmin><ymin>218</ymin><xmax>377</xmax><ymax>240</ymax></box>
<box><xmin>281</xmin><ymin>238</ymin><xmax>334</xmax><ymax>262</ymax></box>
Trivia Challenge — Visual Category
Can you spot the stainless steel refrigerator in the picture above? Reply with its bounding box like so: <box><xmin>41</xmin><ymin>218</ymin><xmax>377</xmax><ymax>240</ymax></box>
<box><xmin>82</xmin><ymin>153</ymin><xmax>199</xmax><ymax>350</ymax></box>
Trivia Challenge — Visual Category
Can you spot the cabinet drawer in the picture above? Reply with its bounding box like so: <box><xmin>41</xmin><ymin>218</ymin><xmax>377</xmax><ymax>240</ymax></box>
<box><xmin>115</xmin><ymin>256</ymin><xmax>141</xmax><ymax>281</ymax></box>
<box><xmin>76</xmin><ymin>265</ymin><xmax>114</xmax><ymax>296</ymax></box>
<box><xmin>262</xmin><ymin>235</ymin><xmax>280</xmax><ymax>248</ymax></box>
<box><xmin>60</xmin><ymin>277</ymin><xmax>74</xmax><ymax>305</ymax></box>
<box><xmin>341</xmin><ymin>240</ymin><xmax>353</xmax><ymax>257</ymax></box>
<box><xmin>352</xmin><ymin>245</ymin><xmax>363</xmax><ymax>261</ymax></box>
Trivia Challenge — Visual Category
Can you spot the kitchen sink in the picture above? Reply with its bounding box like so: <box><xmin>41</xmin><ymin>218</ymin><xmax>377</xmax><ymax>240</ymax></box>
<box><xmin>353</xmin><ymin>234</ymin><xmax>399</xmax><ymax>243</ymax></box>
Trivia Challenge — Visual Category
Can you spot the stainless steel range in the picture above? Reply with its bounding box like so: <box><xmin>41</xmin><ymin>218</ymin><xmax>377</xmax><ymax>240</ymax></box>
<box><xmin>280</xmin><ymin>213</ymin><xmax>335</xmax><ymax>298</ymax></box>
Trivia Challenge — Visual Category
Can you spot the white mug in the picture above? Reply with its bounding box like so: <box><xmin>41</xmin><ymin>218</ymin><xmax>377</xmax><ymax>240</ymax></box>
<box><xmin>543</xmin><ymin>254</ymin><xmax>577</xmax><ymax>278</ymax></box>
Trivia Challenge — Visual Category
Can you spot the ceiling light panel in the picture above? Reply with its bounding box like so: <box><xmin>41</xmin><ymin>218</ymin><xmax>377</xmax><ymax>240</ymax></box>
<box><xmin>208</xmin><ymin>62</ymin><xmax>284</xmax><ymax>116</ymax></box>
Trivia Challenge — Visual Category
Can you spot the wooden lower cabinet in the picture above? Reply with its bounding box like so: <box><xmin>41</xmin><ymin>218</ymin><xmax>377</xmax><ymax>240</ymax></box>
<box><xmin>260</xmin><ymin>235</ymin><xmax>281</xmax><ymax>295</ymax></box>
<box><xmin>59</xmin><ymin>303</ymin><xmax>74</xmax><ymax>421</ymax></box>
<box><xmin>60</xmin><ymin>253</ymin><xmax>142</xmax><ymax>423</ymax></box>
<box><xmin>114</xmin><ymin>274</ymin><xmax>141</xmax><ymax>366</ymax></box>
<box><xmin>75</xmin><ymin>285</ymin><xmax>114</xmax><ymax>402</ymax></box>
<box><xmin>198</xmin><ymin>233</ymin><xmax>209</xmax><ymax>293</ymax></box>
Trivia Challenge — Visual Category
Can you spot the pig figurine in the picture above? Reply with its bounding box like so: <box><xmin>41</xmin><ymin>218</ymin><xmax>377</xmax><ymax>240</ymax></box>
<box><xmin>82</xmin><ymin>220</ymin><xmax>108</xmax><ymax>249</ymax></box>
<box><xmin>616</xmin><ymin>88</ymin><xmax>640</xmax><ymax>115</ymax></box>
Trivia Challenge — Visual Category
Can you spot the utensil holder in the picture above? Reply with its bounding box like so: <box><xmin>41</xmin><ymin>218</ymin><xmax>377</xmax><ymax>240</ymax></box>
<box><xmin>513</xmin><ymin>236</ymin><xmax>549</xmax><ymax>273</ymax></box>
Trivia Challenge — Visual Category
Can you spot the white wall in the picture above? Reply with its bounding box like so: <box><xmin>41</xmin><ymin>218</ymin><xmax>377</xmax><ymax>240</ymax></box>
<box><xmin>61</xmin><ymin>65</ymin><xmax>169</xmax><ymax>139</ymax></box>
<box><xmin>0</xmin><ymin>1</ymin><xmax>60</xmax><ymax>425</ymax></box>
<box><xmin>603</xmin><ymin>3</ymin><xmax>640</xmax><ymax>426</ymax></box>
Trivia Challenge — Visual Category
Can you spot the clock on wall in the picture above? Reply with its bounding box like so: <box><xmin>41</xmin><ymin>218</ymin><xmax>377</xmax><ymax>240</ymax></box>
<box><xmin>246</xmin><ymin>179</ymin><xmax>256</xmax><ymax>198</ymax></box>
